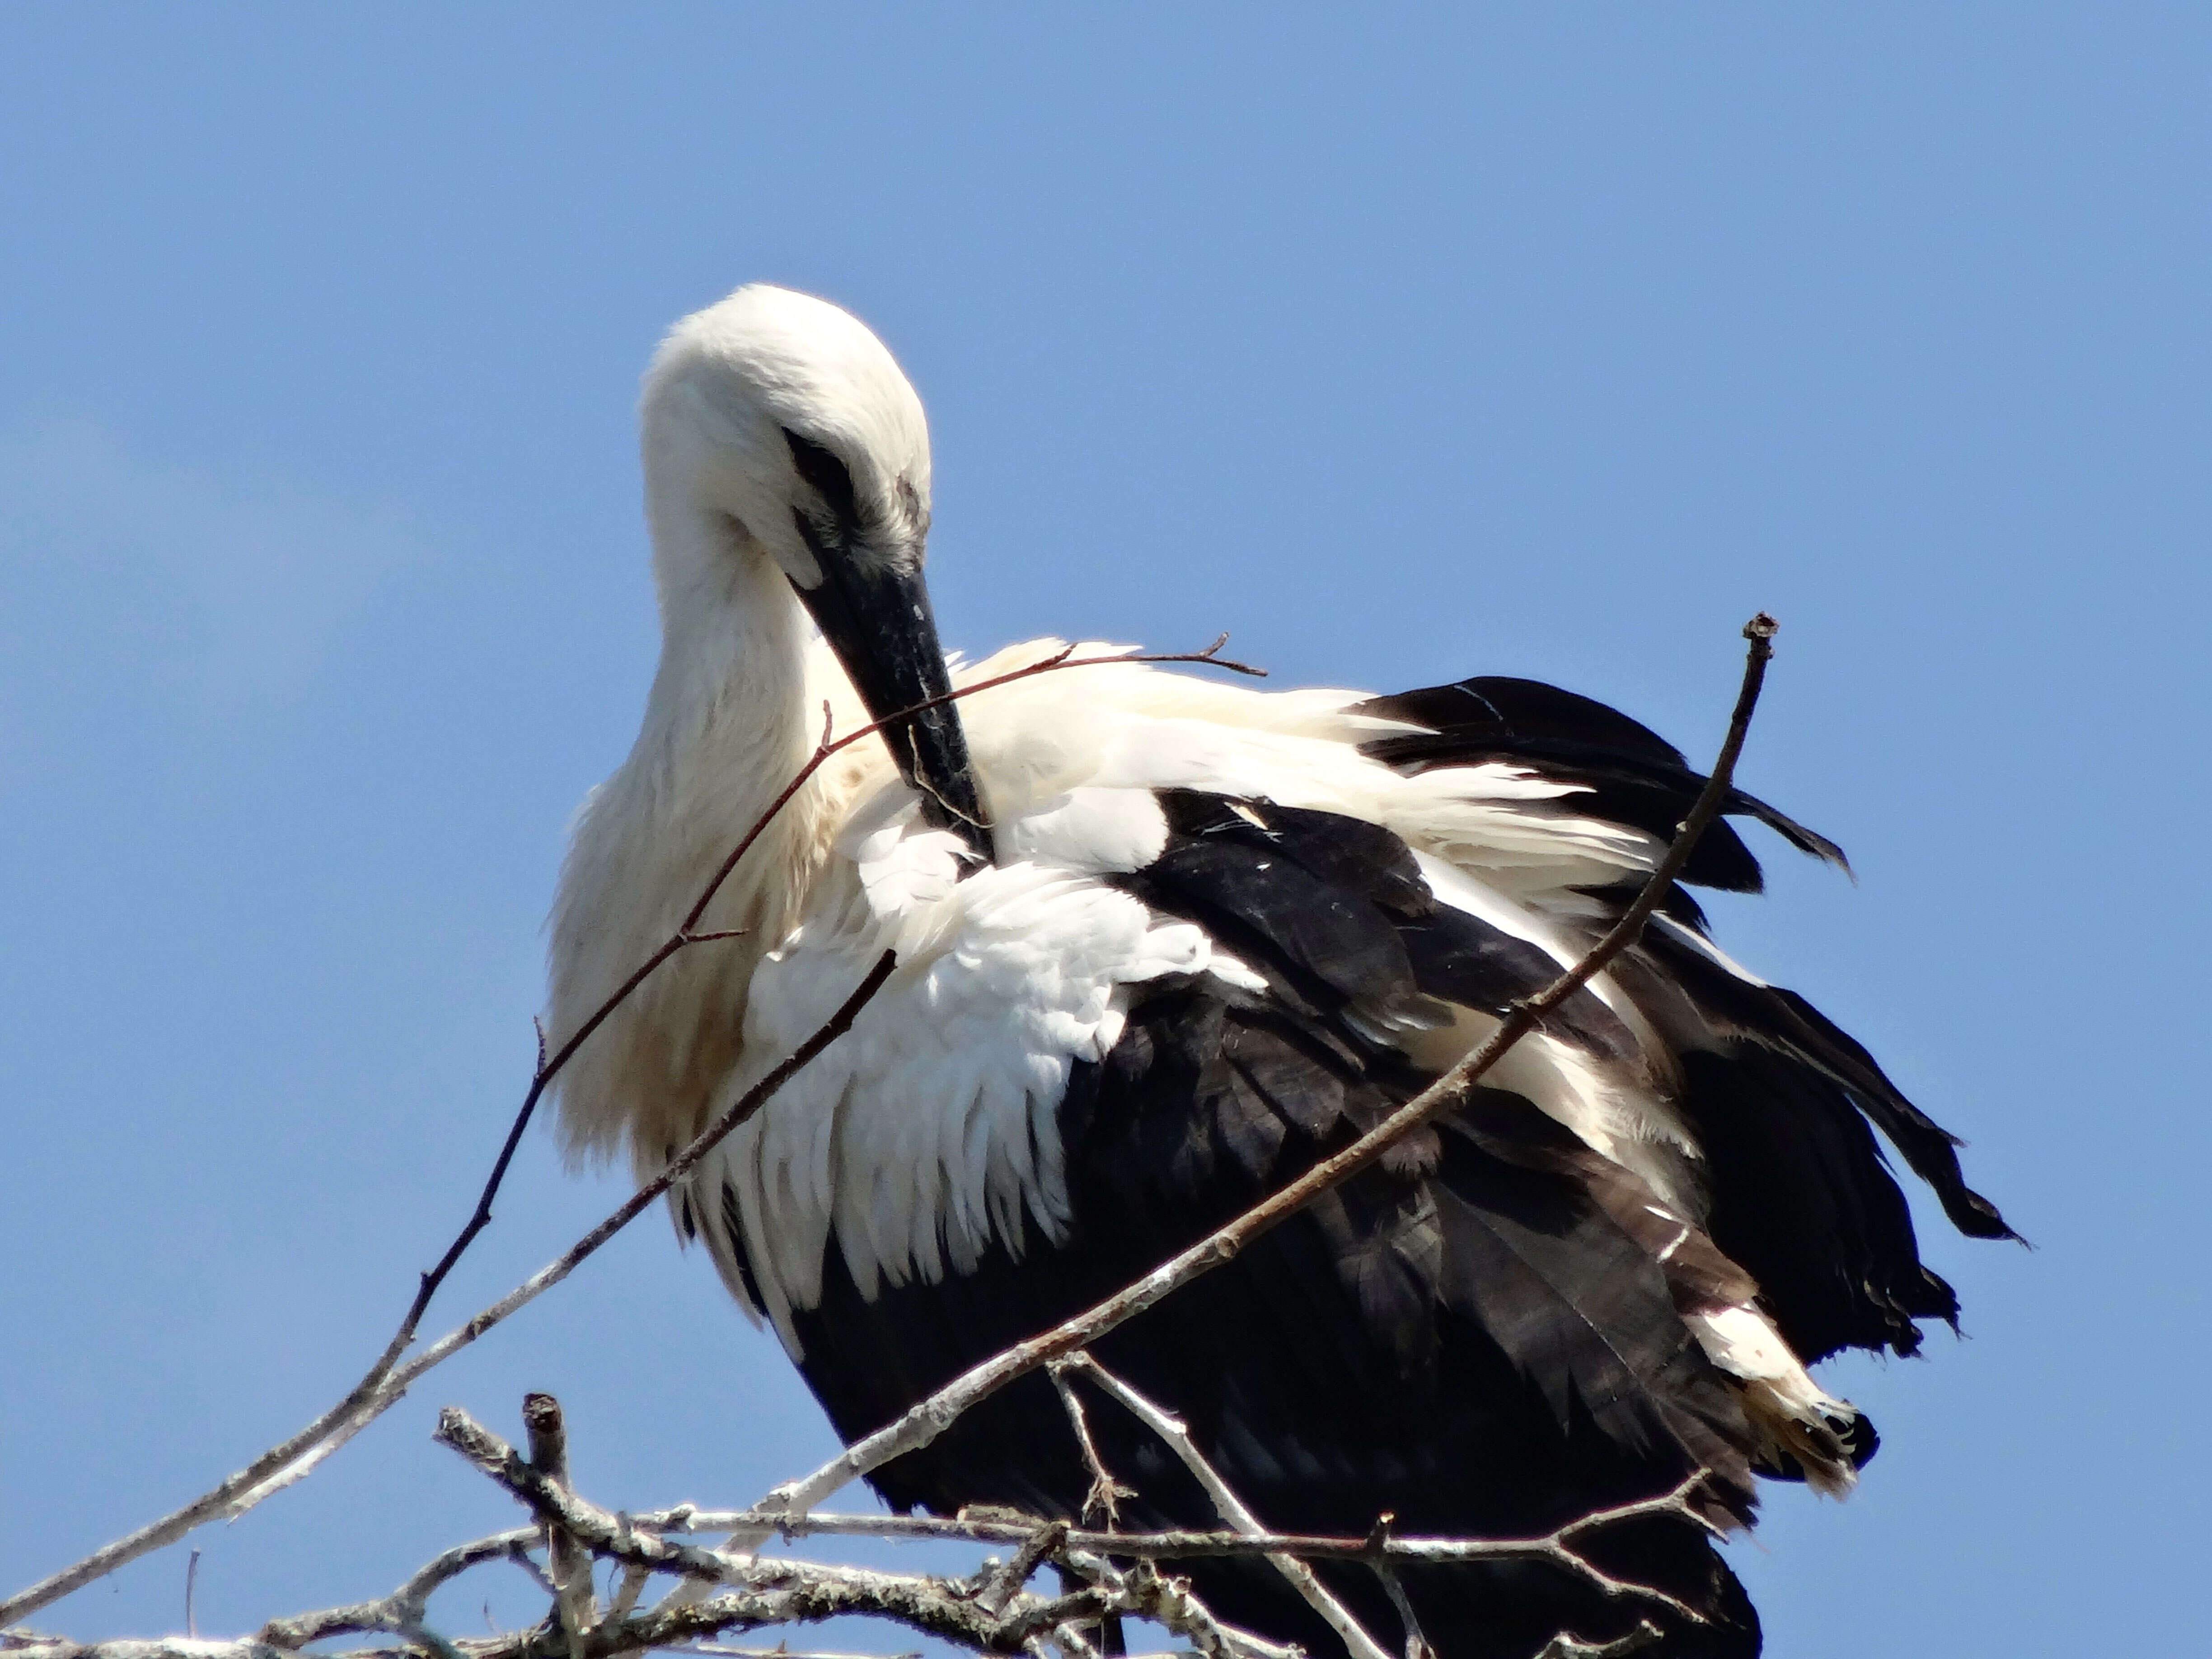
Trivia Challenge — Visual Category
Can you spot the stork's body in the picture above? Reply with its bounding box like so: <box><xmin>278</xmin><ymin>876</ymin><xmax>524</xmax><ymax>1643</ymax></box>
<box><xmin>547</xmin><ymin>286</ymin><xmax>2010</xmax><ymax>1659</ymax></box>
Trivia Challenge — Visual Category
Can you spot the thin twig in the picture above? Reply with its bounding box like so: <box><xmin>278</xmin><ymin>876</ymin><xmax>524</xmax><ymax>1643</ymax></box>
<box><xmin>1532</xmin><ymin>1624</ymin><xmax>1663</xmax><ymax>1659</ymax></box>
<box><xmin>1111</xmin><ymin>1565</ymin><xmax>1305</xmax><ymax>1659</ymax></box>
<box><xmin>0</xmin><ymin>636</ymin><xmax>1259</xmax><ymax>1630</ymax></box>
<box><xmin>1373</xmin><ymin>1569</ymin><xmax>1429</xmax><ymax>1659</ymax></box>
<box><xmin>1359</xmin><ymin>1517</ymin><xmax>1430</xmax><ymax>1659</ymax></box>
<box><xmin>244</xmin><ymin>1526</ymin><xmax>541</xmax><ymax>1652</ymax></box>
<box><xmin>1040</xmin><ymin>1385</ymin><xmax>1129</xmax><ymax>1659</ymax></box>
<box><xmin>667</xmin><ymin>636</ymin><xmax>1259</xmax><ymax>946</ymax></box>
<box><xmin>406</xmin><ymin>924</ymin><xmax>749</xmax><ymax>1351</ymax></box>
<box><xmin>1048</xmin><ymin>1363</ymin><xmax>1134</xmax><ymax>1529</ymax></box>
<box><xmin>762</xmin><ymin>617</ymin><xmax>1781</xmax><ymax>1524</ymax></box>
<box><xmin>1060</xmin><ymin>1356</ymin><xmax>1394</xmax><ymax>1659</ymax></box>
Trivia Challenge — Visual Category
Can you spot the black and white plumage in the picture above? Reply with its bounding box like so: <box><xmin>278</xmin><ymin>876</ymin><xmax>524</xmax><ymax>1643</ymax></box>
<box><xmin>545</xmin><ymin>284</ymin><xmax>2011</xmax><ymax>1659</ymax></box>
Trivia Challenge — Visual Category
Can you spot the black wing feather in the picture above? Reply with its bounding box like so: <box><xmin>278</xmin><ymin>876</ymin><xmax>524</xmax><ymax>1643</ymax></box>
<box><xmin>1127</xmin><ymin>791</ymin><xmax>1637</xmax><ymax>1060</ymax></box>
<box><xmin>759</xmin><ymin>772</ymin><xmax>2000</xmax><ymax>1659</ymax></box>
<box><xmin>789</xmin><ymin>976</ymin><xmax>1762</xmax><ymax>1657</ymax></box>
<box><xmin>1641</xmin><ymin>919</ymin><xmax>2016</xmax><ymax>1245</ymax></box>
<box><xmin>1351</xmin><ymin>674</ymin><xmax>1849</xmax><ymax>892</ymax></box>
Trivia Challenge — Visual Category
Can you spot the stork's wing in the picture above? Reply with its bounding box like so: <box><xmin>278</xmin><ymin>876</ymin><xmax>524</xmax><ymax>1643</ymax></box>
<box><xmin>682</xmin><ymin>664</ymin><xmax>2009</xmax><ymax>1659</ymax></box>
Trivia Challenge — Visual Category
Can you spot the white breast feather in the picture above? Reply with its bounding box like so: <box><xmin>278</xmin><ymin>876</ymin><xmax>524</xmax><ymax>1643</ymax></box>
<box><xmin>691</xmin><ymin>786</ymin><xmax>1223</xmax><ymax>1354</ymax></box>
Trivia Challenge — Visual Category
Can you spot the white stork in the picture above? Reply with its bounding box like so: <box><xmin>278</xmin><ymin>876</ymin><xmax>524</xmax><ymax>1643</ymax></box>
<box><xmin>545</xmin><ymin>284</ymin><xmax>2010</xmax><ymax>1659</ymax></box>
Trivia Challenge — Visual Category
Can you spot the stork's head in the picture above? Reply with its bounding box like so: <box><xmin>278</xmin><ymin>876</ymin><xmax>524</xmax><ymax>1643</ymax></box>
<box><xmin>639</xmin><ymin>283</ymin><xmax>988</xmax><ymax>854</ymax></box>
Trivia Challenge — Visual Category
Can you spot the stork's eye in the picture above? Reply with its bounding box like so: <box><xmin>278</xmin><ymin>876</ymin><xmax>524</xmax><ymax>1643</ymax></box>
<box><xmin>783</xmin><ymin>427</ymin><xmax>859</xmax><ymax>529</ymax></box>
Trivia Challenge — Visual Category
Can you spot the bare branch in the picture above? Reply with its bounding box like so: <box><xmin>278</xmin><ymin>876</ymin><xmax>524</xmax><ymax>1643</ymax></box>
<box><xmin>975</xmin><ymin>1523</ymin><xmax>1070</xmax><ymax>1616</ymax></box>
<box><xmin>523</xmin><ymin>1396</ymin><xmax>592</xmax><ymax>1659</ymax></box>
<box><xmin>762</xmin><ymin>618</ymin><xmax>1781</xmax><ymax>1524</ymax></box>
<box><xmin>1</xmin><ymin>1640</ymin><xmax>294</xmax><ymax>1659</ymax></box>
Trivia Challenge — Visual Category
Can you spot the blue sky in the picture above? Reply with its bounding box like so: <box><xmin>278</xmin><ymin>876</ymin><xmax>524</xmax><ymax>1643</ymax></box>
<box><xmin>2</xmin><ymin>7</ymin><xmax>2205</xmax><ymax>1655</ymax></box>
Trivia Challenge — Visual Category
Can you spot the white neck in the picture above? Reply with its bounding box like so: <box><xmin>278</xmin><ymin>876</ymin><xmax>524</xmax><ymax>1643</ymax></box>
<box><xmin>642</xmin><ymin>492</ymin><xmax>814</xmax><ymax>787</ymax></box>
<box><xmin>545</xmin><ymin>491</ymin><xmax>839</xmax><ymax>1176</ymax></box>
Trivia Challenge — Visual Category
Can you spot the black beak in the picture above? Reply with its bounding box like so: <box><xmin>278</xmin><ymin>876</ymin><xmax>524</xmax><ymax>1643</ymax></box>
<box><xmin>792</xmin><ymin>553</ymin><xmax>992</xmax><ymax>861</ymax></box>
<box><xmin>783</xmin><ymin>544</ymin><xmax>989</xmax><ymax>872</ymax></box>
<box><xmin>780</xmin><ymin>426</ymin><xmax>990</xmax><ymax>862</ymax></box>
